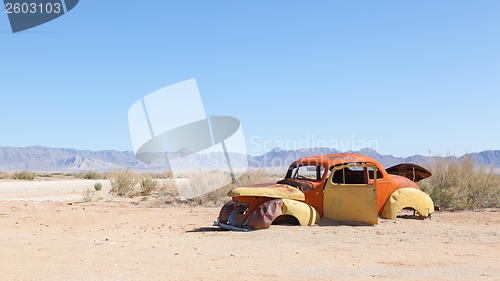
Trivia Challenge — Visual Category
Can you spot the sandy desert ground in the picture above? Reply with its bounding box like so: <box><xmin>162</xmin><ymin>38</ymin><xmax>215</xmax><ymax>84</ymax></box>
<box><xmin>0</xmin><ymin>180</ymin><xmax>499</xmax><ymax>281</ymax></box>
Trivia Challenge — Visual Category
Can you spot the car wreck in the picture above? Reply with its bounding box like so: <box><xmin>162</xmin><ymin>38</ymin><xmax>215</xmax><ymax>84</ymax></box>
<box><xmin>214</xmin><ymin>153</ymin><xmax>435</xmax><ymax>230</ymax></box>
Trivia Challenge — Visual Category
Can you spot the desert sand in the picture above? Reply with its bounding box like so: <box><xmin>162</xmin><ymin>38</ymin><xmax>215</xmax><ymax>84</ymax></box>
<box><xmin>0</xmin><ymin>181</ymin><xmax>499</xmax><ymax>280</ymax></box>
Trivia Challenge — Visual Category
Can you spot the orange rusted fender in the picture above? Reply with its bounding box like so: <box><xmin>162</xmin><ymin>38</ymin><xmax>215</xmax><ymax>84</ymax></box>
<box><xmin>228</xmin><ymin>184</ymin><xmax>305</xmax><ymax>201</ymax></box>
<box><xmin>381</xmin><ymin>187</ymin><xmax>435</xmax><ymax>220</ymax></box>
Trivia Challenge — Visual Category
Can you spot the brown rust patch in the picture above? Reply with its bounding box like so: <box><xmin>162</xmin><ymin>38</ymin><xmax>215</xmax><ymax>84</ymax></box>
<box><xmin>245</xmin><ymin>199</ymin><xmax>283</xmax><ymax>230</ymax></box>
<box><xmin>218</xmin><ymin>200</ymin><xmax>234</xmax><ymax>224</ymax></box>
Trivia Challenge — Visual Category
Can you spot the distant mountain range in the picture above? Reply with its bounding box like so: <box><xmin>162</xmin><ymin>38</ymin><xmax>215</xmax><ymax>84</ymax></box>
<box><xmin>0</xmin><ymin>145</ymin><xmax>498</xmax><ymax>172</ymax></box>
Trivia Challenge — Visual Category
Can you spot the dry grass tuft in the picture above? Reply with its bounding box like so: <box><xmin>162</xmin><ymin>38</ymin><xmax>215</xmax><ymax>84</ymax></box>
<box><xmin>418</xmin><ymin>155</ymin><xmax>500</xmax><ymax>210</ymax></box>
<box><xmin>147</xmin><ymin>170</ymin><xmax>174</xmax><ymax>179</ymax></box>
<box><xmin>102</xmin><ymin>168</ymin><xmax>276</xmax><ymax>207</ymax></box>
<box><xmin>139</xmin><ymin>176</ymin><xmax>159</xmax><ymax>196</ymax></box>
<box><xmin>12</xmin><ymin>170</ymin><xmax>36</xmax><ymax>180</ymax></box>
<box><xmin>82</xmin><ymin>188</ymin><xmax>95</xmax><ymax>202</ymax></box>
<box><xmin>0</xmin><ymin>172</ymin><xmax>11</xmax><ymax>179</ymax></box>
<box><xmin>156</xmin><ymin>169</ymin><xmax>275</xmax><ymax>207</ymax></box>
<box><xmin>109</xmin><ymin>168</ymin><xmax>139</xmax><ymax>196</ymax></box>
<box><xmin>73</xmin><ymin>170</ymin><xmax>107</xmax><ymax>180</ymax></box>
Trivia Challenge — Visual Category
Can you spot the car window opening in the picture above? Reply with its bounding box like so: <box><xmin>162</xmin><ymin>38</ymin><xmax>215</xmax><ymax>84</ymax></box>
<box><xmin>331</xmin><ymin>165</ymin><xmax>376</xmax><ymax>185</ymax></box>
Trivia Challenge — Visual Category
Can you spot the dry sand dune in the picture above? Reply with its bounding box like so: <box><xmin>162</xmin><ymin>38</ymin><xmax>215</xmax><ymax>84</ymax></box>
<box><xmin>0</xmin><ymin>181</ymin><xmax>499</xmax><ymax>280</ymax></box>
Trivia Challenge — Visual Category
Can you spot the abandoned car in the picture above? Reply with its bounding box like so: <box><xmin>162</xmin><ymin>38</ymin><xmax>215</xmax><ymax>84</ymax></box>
<box><xmin>215</xmin><ymin>153</ymin><xmax>434</xmax><ymax>230</ymax></box>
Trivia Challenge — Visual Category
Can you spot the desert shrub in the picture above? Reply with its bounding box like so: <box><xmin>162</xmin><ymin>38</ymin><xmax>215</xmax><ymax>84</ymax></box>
<box><xmin>0</xmin><ymin>172</ymin><xmax>11</xmax><ymax>179</ymax></box>
<box><xmin>94</xmin><ymin>182</ymin><xmax>103</xmax><ymax>191</ymax></box>
<box><xmin>84</xmin><ymin>170</ymin><xmax>99</xmax><ymax>180</ymax></box>
<box><xmin>139</xmin><ymin>176</ymin><xmax>158</xmax><ymax>195</ymax></box>
<box><xmin>153</xmin><ymin>169</ymin><xmax>276</xmax><ymax>206</ymax></box>
<box><xmin>418</xmin><ymin>155</ymin><xmax>500</xmax><ymax>210</ymax></box>
<box><xmin>12</xmin><ymin>170</ymin><xmax>36</xmax><ymax>180</ymax></box>
<box><xmin>72</xmin><ymin>170</ymin><xmax>105</xmax><ymax>180</ymax></box>
<box><xmin>82</xmin><ymin>188</ymin><xmax>95</xmax><ymax>202</ymax></box>
<box><xmin>235</xmin><ymin>169</ymin><xmax>273</xmax><ymax>186</ymax></box>
<box><xmin>148</xmin><ymin>170</ymin><xmax>174</xmax><ymax>179</ymax></box>
<box><xmin>154</xmin><ymin>179</ymin><xmax>180</xmax><ymax>206</ymax></box>
<box><xmin>172</xmin><ymin>169</ymin><xmax>273</xmax><ymax>206</ymax></box>
<box><xmin>109</xmin><ymin>168</ymin><xmax>139</xmax><ymax>196</ymax></box>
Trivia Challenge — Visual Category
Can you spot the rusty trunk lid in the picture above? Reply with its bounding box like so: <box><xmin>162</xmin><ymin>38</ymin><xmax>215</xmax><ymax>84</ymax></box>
<box><xmin>385</xmin><ymin>163</ymin><xmax>432</xmax><ymax>182</ymax></box>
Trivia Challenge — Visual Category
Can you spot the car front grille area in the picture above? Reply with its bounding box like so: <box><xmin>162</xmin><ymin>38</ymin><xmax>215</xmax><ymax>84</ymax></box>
<box><xmin>233</xmin><ymin>199</ymin><xmax>250</xmax><ymax>227</ymax></box>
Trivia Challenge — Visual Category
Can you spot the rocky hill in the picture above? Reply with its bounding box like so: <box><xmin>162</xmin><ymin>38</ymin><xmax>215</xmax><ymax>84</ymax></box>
<box><xmin>0</xmin><ymin>145</ymin><xmax>498</xmax><ymax>172</ymax></box>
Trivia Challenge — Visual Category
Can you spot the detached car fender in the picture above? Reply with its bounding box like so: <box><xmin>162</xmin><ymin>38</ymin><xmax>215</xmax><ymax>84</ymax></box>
<box><xmin>381</xmin><ymin>187</ymin><xmax>434</xmax><ymax>220</ymax></box>
<box><xmin>218</xmin><ymin>200</ymin><xmax>235</xmax><ymax>225</ymax></box>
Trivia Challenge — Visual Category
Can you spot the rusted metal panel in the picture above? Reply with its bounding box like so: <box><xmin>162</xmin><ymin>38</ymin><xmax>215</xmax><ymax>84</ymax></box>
<box><xmin>218</xmin><ymin>200</ymin><xmax>235</xmax><ymax>224</ymax></box>
<box><xmin>245</xmin><ymin>199</ymin><xmax>283</xmax><ymax>230</ymax></box>
<box><xmin>276</xmin><ymin>178</ymin><xmax>314</xmax><ymax>191</ymax></box>
<box><xmin>385</xmin><ymin>163</ymin><xmax>432</xmax><ymax>182</ymax></box>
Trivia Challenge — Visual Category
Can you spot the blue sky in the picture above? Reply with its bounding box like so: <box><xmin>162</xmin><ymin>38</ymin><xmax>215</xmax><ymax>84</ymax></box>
<box><xmin>1</xmin><ymin>1</ymin><xmax>499</xmax><ymax>157</ymax></box>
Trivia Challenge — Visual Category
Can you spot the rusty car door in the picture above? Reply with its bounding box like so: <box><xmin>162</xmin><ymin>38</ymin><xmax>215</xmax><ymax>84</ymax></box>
<box><xmin>323</xmin><ymin>163</ymin><xmax>378</xmax><ymax>225</ymax></box>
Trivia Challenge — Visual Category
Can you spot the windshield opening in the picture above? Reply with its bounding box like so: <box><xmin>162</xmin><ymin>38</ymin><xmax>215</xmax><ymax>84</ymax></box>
<box><xmin>287</xmin><ymin>165</ymin><xmax>325</xmax><ymax>181</ymax></box>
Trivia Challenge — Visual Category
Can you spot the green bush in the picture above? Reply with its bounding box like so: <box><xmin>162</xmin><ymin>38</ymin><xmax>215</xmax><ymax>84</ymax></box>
<box><xmin>139</xmin><ymin>176</ymin><xmax>158</xmax><ymax>195</ymax></box>
<box><xmin>109</xmin><ymin>168</ymin><xmax>139</xmax><ymax>196</ymax></box>
<box><xmin>94</xmin><ymin>182</ymin><xmax>103</xmax><ymax>191</ymax></box>
<box><xmin>12</xmin><ymin>170</ymin><xmax>36</xmax><ymax>180</ymax></box>
<box><xmin>418</xmin><ymin>155</ymin><xmax>500</xmax><ymax>210</ymax></box>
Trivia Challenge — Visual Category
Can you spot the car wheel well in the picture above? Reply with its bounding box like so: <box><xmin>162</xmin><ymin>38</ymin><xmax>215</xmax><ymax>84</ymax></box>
<box><xmin>272</xmin><ymin>215</ymin><xmax>300</xmax><ymax>226</ymax></box>
<box><xmin>381</xmin><ymin>187</ymin><xmax>435</xmax><ymax>220</ymax></box>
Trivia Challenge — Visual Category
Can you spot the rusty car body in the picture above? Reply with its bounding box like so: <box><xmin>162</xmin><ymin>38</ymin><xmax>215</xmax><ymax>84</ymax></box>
<box><xmin>215</xmin><ymin>153</ymin><xmax>434</xmax><ymax>230</ymax></box>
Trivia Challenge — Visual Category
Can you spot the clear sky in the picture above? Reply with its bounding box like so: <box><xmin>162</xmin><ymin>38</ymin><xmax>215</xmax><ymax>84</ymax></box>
<box><xmin>1</xmin><ymin>1</ymin><xmax>499</xmax><ymax>157</ymax></box>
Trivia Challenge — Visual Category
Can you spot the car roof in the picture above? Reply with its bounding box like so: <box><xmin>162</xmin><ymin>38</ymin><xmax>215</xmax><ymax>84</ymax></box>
<box><xmin>290</xmin><ymin>153</ymin><xmax>383</xmax><ymax>169</ymax></box>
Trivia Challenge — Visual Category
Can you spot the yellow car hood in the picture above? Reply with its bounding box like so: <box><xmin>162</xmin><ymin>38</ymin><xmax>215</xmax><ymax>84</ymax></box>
<box><xmin>228</xmin><ymin>183</ymin><xmax>305</xmax><ymax>201</ymax></box>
